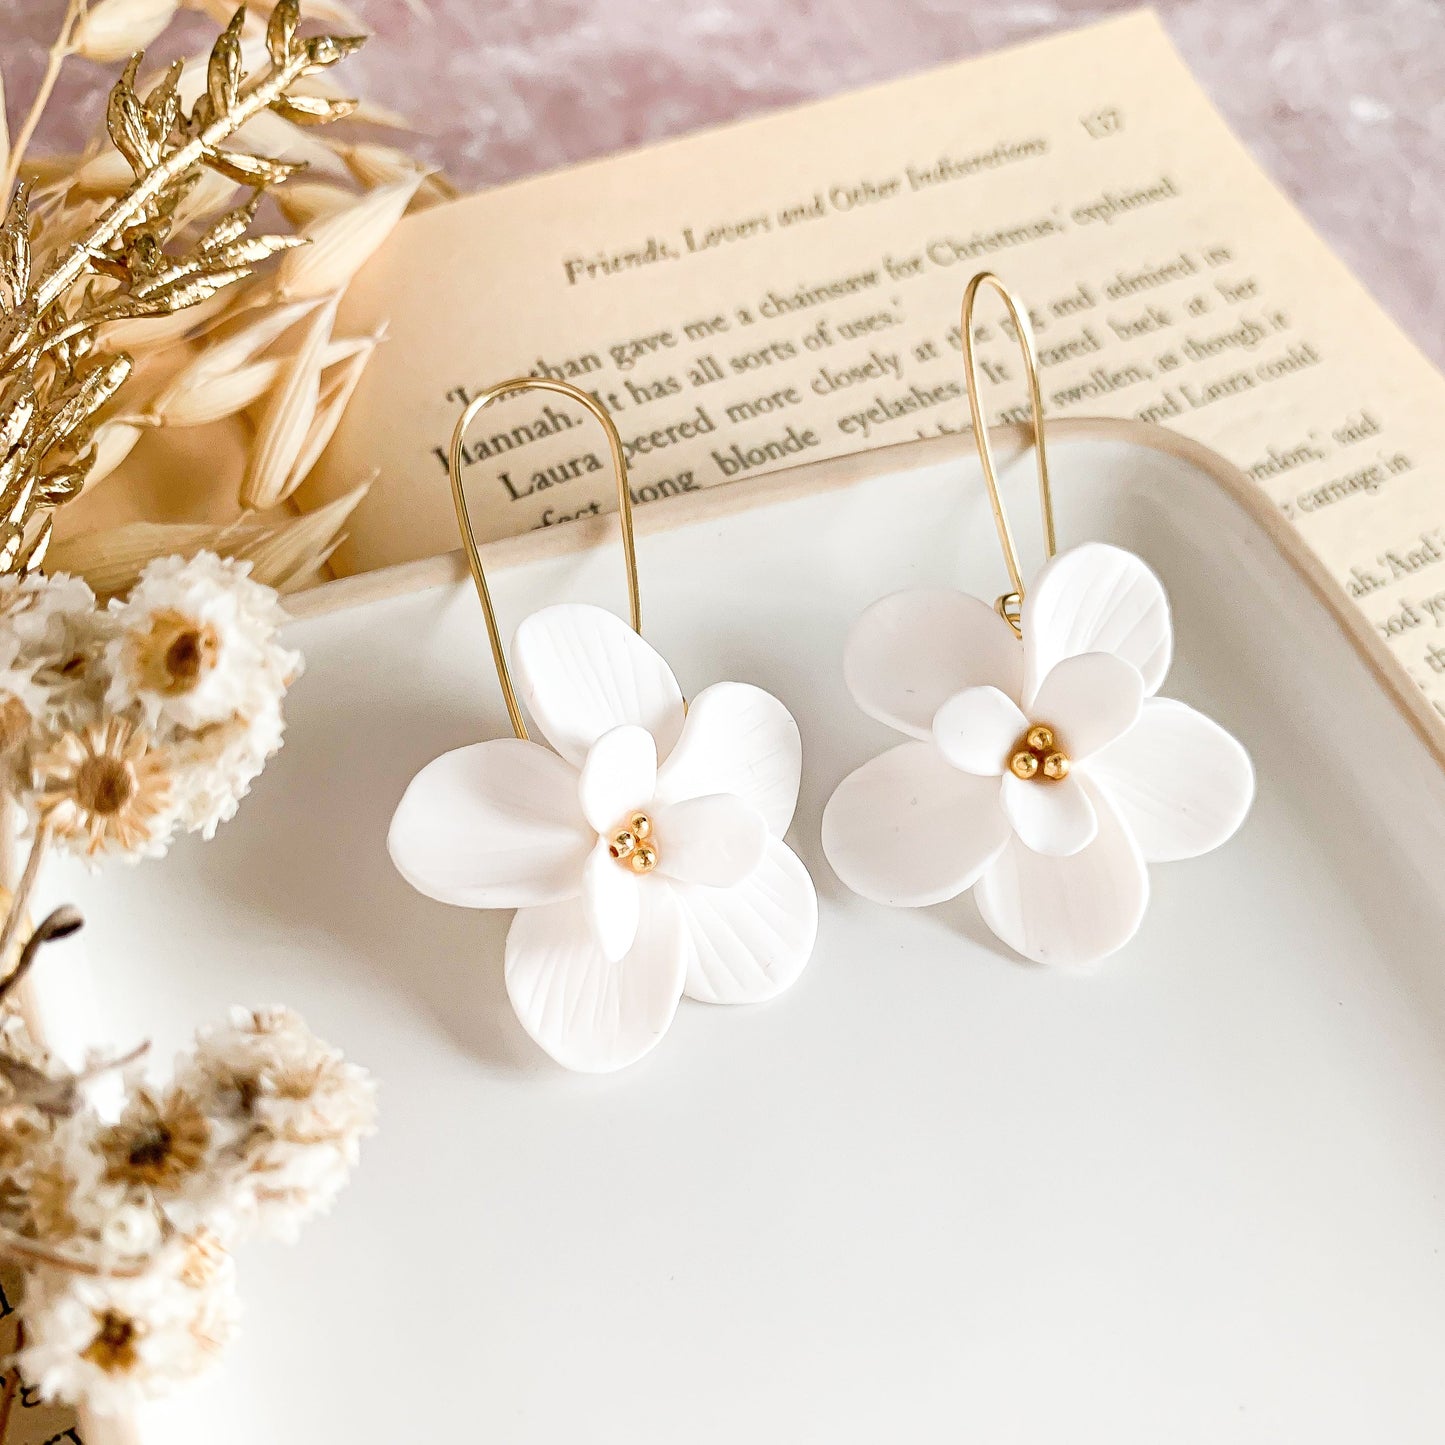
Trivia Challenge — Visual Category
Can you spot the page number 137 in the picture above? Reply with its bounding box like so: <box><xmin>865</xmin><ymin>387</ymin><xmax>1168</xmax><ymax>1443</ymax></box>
<box><xmin>1081</xmin><ymin>108</ymin><xmax>1122</xmax><ymax>138</ymax></box>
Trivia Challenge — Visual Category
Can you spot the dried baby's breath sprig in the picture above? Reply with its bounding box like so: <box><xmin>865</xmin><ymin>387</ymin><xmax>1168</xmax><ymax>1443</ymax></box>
<box><xmin>0</xmin><ymin>926</ymin><xmax>373</xmax><ymax>1414</ymax></box>
<box><xmin>0</xmin><ymin>1</ymin><xmax>369</xmax><ymax>577</ymax></box>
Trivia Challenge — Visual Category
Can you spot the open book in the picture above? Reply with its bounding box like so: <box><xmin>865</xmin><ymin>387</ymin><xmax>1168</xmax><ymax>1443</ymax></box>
<box><xmin>296</xmin><ymin>9</ymin><xmax>1445</xmax><ymax>726</ymax></box>
<box><xmin>8</xmin><ymin>14</ymin><xmax>1443</xmax><ymax>1439</ymax></box>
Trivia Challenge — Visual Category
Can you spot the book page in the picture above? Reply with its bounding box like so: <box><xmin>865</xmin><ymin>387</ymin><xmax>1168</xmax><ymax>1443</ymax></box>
<box><xmin>305</xmin><ymin>9</ymin><xmax>1445</xmax><ymax>722</ymax></box>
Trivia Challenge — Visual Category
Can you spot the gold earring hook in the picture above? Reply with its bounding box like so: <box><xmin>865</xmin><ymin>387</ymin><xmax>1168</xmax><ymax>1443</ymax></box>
<box><xmin>960</xmin><ymin>271</ymin><xmax>1057</xmax><ymax>634</ymax></box>
<box><xmin>448</xmin><ymin>377</ymin><xmax>642</xmax><ymax>742</ymax></box>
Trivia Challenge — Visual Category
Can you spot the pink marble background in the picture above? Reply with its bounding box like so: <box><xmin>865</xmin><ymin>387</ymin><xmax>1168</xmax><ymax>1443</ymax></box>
<box><xmin>2</xmin><ymin>0</ymin><xmax>1442</xmax><ymax>364</ymax></box>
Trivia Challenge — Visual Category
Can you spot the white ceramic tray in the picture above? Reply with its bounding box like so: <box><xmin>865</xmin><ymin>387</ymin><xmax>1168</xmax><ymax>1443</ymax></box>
<box><xmin>37</xmin><ymin>423</ymin><xmax>1445</xmax><ymax>1443</ymax></box>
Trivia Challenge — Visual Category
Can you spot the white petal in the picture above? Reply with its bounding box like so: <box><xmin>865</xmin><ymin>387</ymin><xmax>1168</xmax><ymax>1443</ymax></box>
<box><xmin>1000</xmin><ymin>771</ymin><xmax>1098</xmax><ymax>857</ymax></box>
<box><xmin>821</xmin><ymin>741</ymin><xmax>1011</xmax><ymax>907</ymax></box>
<box><xmin>1022</xmin><ymin>543</ymin><xmax>1172</xmax><ymax>699</ymax></box>
<box><xmin>505</xmin><ymin>896</ymin><xmax>686</xmax><ymax>1073</ymax></box>
<box><xmin>578</xmin><ymin>725</ymin><xmax>657</xmax><ymax>833</ymax></box>
<box><xmin>653</xmin><ymin>681</ymin><xmax>801</xmax><ymax>835</ymax></box>
<box><xmin>671</xmin><ymin>838</ymin><xmax>818</xmax><ymax>1004</ymax></box>
<box><xmin>932</xmin><ymin>686</ymin><xmax>1028</xmax><ymax>775</ymax></box>
<box><xmin>976</xmin><ymin>782</ymin><xmax>1149</xmax><ymax>966</ymax></box>
<box><xmin>582</xmin><ymin>839</ymin><xmax>641</xmax><ymax>962</ymax></box>
<box><xmin>844</xmin><ymin>587</ymin><xmax>1024</xmax><ymax>740</ymax></box>
<box><xmin>1027</xmin><ymin>652</ymin><xmax>1144</xmax><ymax>759</ymax></box>
<box><xmin>512</xmin><ymin>603</ymin><xmax>685</xmax><ymax>768</ymax></box>
<box><xmin>388</xmin><ymin>738</ymin><xmax>590</xmax><ymax>908</ymax></box>
<box><xmin>1084</xmin><ymin>697</ymin><xmax>1254</xmax><ymax>861</ymax></box>
<box><xmin>654</xmin><ymin>794</ymin><xmax>768</xmax><ymax>887</ymax></box>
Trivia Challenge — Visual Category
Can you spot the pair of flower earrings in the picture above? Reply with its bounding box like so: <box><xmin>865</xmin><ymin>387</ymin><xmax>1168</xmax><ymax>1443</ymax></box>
<box><xmin>388</xmin><ymin>274</ymin><xmax>1255</xmax><ymax>1073</ymax></box>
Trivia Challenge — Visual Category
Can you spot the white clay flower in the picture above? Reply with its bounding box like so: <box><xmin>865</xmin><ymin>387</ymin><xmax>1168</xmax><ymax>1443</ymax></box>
<box><xmin>822</xmin><ymin>543</ymin><xmax>1254</xmax><ymax>966</ymax></box>
<box><xmin>389</xmin><ymin>603</ymin><xmax>818</xmax><ymax>1073</ymax></box>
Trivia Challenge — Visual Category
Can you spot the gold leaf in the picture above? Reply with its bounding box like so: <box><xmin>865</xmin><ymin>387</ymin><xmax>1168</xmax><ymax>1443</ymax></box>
<box><xmin>100</xmin><ymin>289</ymin><xmax>232</xmax><ymax>352</ymax></box>
<box><xmin>73</xmin><ymin>0</ymin><xmax>179</xmax><ymax>64</ymax></box>
<box><xmin>208</xmin><ymin>232</ymin><xmax>308</xmax><ymax>269</ymax></box>
<box><xmin>106</xmin><ymin>57</ymin><xmax>159</xmax><ymax>176</ymax></box>
<box><xmin>0</xmin><ymin>377</ymin><xmax>36</xmax><ymax>454</ymax></box>
<box><xmin>142</xmin><ymin>59</ymin><xmax>186</xmax><ymax>148</ymax></box>
<box><xmin>206</xmin><ymin>9</ymin><xmax>245</xmax><ymax>120</ymax></box>
<box><xmin>203</xmin><ymin>147</ymin><xmax>307</xmax><ymax>189</ymax></box>
<box><xmin>240</xmin><ymin>296</ymin><xmax>336</xmax><ymax>509</ymax></box>
<box><xmin>275</xmin><ymin>173</ymin><xmax>421</xmax><ymax>300</ymax></box>
<box><xmin>131</xmin><ymin>265</ymin><xmax>253</xmax><ymax>313</ymax></box>
<box><xmin>0</xmin><ymin>184</ymin><xmax>32</xmax><ymax>303</ymax></box>
<box><xmin>35</xmin><ymin>466</ymin><xmax>87</xmax><ymax>507</ymax></box>
<box><xmin>301</xmin><ymin>35</ymin><xmax>368</xmax><ymax>74</ymax></box>
<box><xmin>266</xmin><ymin>0</ymin><xmax>301</xmax><ymax>67</ymax></box>
<box><xmin>30</xmin><ymin>355</ymin><xmax>133</xmax><ymax>459</ymax></box>
<box><xmin>271</xmin><ymin>94</ymin><xmax>360</xmax><ymax>126</ymax></box>
<box><xmin>195</xmin><ymin>194</ymin><xmax>261</xmax><ymax>252</ymax></box>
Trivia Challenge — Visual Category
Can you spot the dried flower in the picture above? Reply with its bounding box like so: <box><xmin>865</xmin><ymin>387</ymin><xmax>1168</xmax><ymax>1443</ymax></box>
<box><xmin>17</xmin><ymin>1246</ymin><xmax>239</xmax><ymax>1417</ymax></box>
<box><xmin>33</xmin><ymin>716</ymin><xmax>174</xmax><ymax>860</ymax></box>
<box><xmin>98</xmin><ymin>1088</ymin><xmax>213</xmax><ymax>1196</ymax></box>
<box><xmin>183</xmin><ymin>1006</ymin><xmax>377</xmax><ymax>1242</ymax></box>
<box><xmin>103</xmin><ymin>552</ymin><xmax>301</xmax><ymax>735</ymax></box>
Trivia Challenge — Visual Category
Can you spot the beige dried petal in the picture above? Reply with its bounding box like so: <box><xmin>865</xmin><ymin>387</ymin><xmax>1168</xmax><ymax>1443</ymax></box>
<box><xmin>86</xmin><ymin>418</ymin><xmax>147</xmax><ymax>487</ymax></box>
<box><xmin>153</xmin><ymin>332</ymin><xmax>375</xmax><ymax>425</ymax></box>
<box><xmin>233</xmin><ymin>108</ymin><xmax>351</xmax><ymax>182</ymax></box>
<box><xmin>71</xmin><ymin>148</ymin><xmax>137</xmax><ymax>196</ymax></box>
<box><xmin>101</xmin><ymin>290</ymin><xmax>233</xmax><ymax>353</ymax></box>
<box><xmin>240</xmin><ymin>297</ymin><xmax>337</xmax><ymax>509</ymax></box>
<box><xmin>299</xmin><ymin>75</ymin><xmax>412</xmax><ymax>132</ymax></box>
<box><xmin>0</xmin><ymin>68</ymin><xmax>9</xmax><ymax>187</ymax></box>
<box><xmin>72</xmin><ymin>0</ymin><xmax>179</xmax><ymax>63</ymax></box>
<box><xmin>276</xmin><ymin>173</ymin><xmax>421</xmax><ymax>301</ymax></box>
<box><xmin>237</xmin><ymin>480</ymin><xmax>371</xmax><ymax>590</ymax></box>
<box><xmin>46</xmin><ymin>519</ymin><xmax>217</xmax><ymax>597</ymax></box>
<box><xmin>274</xmin><ymin>182</ymin><xmax>356</xmax><ymax>230</ymax></box>
<box><xmin>182</xmin><ymin>298</ymin><xmax>323</xmax><ymax>380</ymax></box>
<box><xmin>334</xmin><ymin>142</ymin><xmax>429</xmax><ymax>190</ymax></box>
<box><xmin>285</xmin><ymin>342</ymin><xmax>374</xmax><ymax>489</ymax></box>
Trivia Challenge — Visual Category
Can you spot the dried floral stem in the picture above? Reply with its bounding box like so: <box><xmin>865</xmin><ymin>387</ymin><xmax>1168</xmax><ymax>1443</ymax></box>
<box><xmin>1</xmin><ymin>0</ymin><xmax>84</xmax><ymax>197</ymax></box>
<box><xmin>0</xmin><ymin>1320</ymin><xmax>20</xmax><ymax>1445</ymax></box>
<box><xmin>0</xmin><ymin>905</ymin><xmax>82</xmax><ymax>1007</ymax></box>
<box><xmin>0</xmin><ymin>1227</ymin><xmax>144</xmax><ymax>1280</ymax></box>
<box><xmin>0</xmin><ymin>821</ymin><xmax>50</xmax><ymax>981</ymax></box>
<box><xmin>25</xmin><ymin>46</ymin><xmax>322</xmax><ymax>335</ymax></box>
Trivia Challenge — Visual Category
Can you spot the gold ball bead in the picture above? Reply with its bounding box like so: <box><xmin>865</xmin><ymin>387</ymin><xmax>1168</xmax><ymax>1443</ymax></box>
<box><xmin>1009</xmin><ymin>750</ymin><xmax>1039</xmax><ymax>780</ymax></box>
<box><xmin>1026</xmin><ymin>724</ymin><xmax>1055</xmax><ymax>753</ymax></box>
<box><xmin>1042</xmin><ymin>751</ymin><xmax>1070</xmax><ymax>780</ymax></box>
<box><xmin>630</xmin><ymin>844</ymin><xmax>658</xmax><ymax>874</ymax></box>
<box><xmin>630</xmin><ymin>811</ymin><xmax>652</xmax><ymax>840</ymax></box>
<box><xmin>608</xmin><ymin>830</ymin><xmax>636</xmax><ymax>860</ymax></box>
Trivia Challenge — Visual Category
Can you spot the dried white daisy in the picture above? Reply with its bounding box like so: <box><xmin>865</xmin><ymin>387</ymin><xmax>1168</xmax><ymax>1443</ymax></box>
<box><xmin>167</xmin><ymin>703</ymin><xmax>287</xmax><ymax>840</ymax></box>
<box><xmin>0</xmin><ymin>572</ymin><xmax>106</xmax><ymax>728</ymax></box>
<box><xmin>33</xmin><ymin>716</ymin><xmax>176</xmax><ymax>860</ymax></box>
<box><xmin>17</xmin><ymin>1244</ymin><xmax>239</xmax><ymax>1417</ymax></box>
<box><xmin>182</xmin><ymin>1006</ymin><xmax>377</xmax><ymax>1243</ymax></box>
<box><xmin>103</xmin><ymin>553</ymin><xmax>302</xmax><ymax>737</ymax></box>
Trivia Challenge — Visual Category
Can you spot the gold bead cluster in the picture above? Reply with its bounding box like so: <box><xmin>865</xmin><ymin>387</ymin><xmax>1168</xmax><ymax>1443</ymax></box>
<box><xmin>607</xmin><ymin>811</ymin><xmax>658</xmax><ymax>873</ymax></box>
<box><xmin>1009</xmin><ymin>723</ymin><xmax>1070</xmax><ymax>783</ymax></box>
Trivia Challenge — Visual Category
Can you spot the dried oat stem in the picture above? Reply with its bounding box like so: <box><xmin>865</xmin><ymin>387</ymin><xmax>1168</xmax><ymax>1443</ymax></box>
<box><xmin>0</xmin><ymin>1226</ymin><xmax>144</xmax><ymax>1279</ymax></box>
<box><xmin>0</xmin><ymin>820</ymin><xmax>50</xmax><ymax>982</ymax></box>
<box><xmin>1</xmin><ymin>0</ymin><xmax>85</xmax><ymax>197</ymax></box>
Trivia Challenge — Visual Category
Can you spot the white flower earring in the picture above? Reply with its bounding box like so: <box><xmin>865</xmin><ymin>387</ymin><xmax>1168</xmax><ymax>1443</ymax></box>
<box><xmin>389</xmin><ymin>379</ymin><xmax>817</xmax><ymax>1073</ymax></box>
<box><xmin>822</xmin><ymin>273</ymin><xmax>1254</xmax><ymax>967</ymax></box>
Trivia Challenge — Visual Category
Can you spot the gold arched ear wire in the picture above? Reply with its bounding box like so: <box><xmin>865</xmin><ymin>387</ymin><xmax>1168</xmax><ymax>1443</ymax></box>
<box><xmin>447</xmin><ymin>377</ymin><xmax>643</xmax><ymax>742</ymax></box>
<box><xmin>960</xmin><ymin>271</ymin><xmax>1058</xmax><ymax>635</ymax></box>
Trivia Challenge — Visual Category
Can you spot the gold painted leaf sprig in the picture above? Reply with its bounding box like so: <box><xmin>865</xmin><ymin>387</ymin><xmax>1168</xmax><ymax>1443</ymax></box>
<box><xmin>0</xmin><ymin>1</ymin><xmax>366</xmax><ymax>580</ymax></box>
